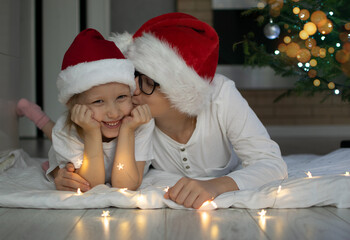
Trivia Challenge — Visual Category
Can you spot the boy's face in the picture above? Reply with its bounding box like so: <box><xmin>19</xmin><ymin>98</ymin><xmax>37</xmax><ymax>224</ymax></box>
<box><xmin>79</xmin><ymin>82</ymin><xmax>133</xmax><ymax>140</ymax></box>
<box><xmin>132</xmin><ymin>76</ymin><xmax>171</xmax><ymax>118</ymax></box>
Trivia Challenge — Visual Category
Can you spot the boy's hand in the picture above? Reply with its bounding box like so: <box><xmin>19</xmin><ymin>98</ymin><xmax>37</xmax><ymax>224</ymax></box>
<box><xmin>122</xmin><ymin>104</ymin><xmax>152</xmax><ymax>130</ymax></box>
<box><xmin>164</xmin><ymin>177</ymin><xmax>219</xmax><ymax>209</ymax></box>
<box><xmin>71</xmin><ymin>104</ymin><xmax>100</xmax><ymax>132</ymax></box>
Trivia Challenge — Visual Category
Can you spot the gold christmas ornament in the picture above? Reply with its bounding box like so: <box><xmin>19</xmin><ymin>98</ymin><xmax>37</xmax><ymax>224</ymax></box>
<box><xmin>319</xmin><ymin>48</ymin><xmax>327</xmax><ymax>58</ymax></box>
<box><xmin>299</xmin><ymin>9</ymin><xmax>310</xmax><ymax>20</ymax></box>
<box><xmin>311</xmin><ymin>46</ymin><xmax>321</xmax><ymax>57</ymax></box>
<box><xmin>310</xmin><ymin>59</ymin><xmax>317</xmax><ymax>67</ymax></box>
<box><xmin>299</xmin><ymin>30</ymin><xmax>309</xmax><ymax>40</ymax></box>
<box><xmin>304</xmin><ymin>22</ymin><xmax>317</xmax><ymax>35</ymax></box>
<box><xmin>328</xmin><ymin>47</ymin><xmax>335</xmax><ymax>54</ymax></box>
<box><xmin>313</xmin><ymin>79</ymin><xmax>321</xmax><ymax>87</ymax></box>
<box><xmin>308</xmin><ymin>69</ymin><xmax>317</xmax><ymax>78</ymax></box>
<box><xmin>339</xmin><ymin>32</ymin><xmax>350</xmax><ymax>42</ymax></box>
<box><xmin>284</xmin><ymin>36</ymin><xmax>292</xmax><ymax>44</ymax></box>
<box><xmin>305</xmin><ymin>38</ymin><xmax>316</xmax><ymax>49</ymax></box>
<box><xmin>328</xmin><ymin>82</ymin><xmax>335</xmax><ymax>89</ymax></box>
<box><xmin>286</xmin><ymin>42</ymin><xmax>300</xmax><ymax>58</ymax></box>
<box><xmin>293</xmin><ymin>7</ymin><xmax>300</xmax><ymax>14</ymax></box>
<box><xmin>343</xmin><ymin>42</ymin><xmax>350</xmax><ymax>52</ymax></box>
<box><xmin>344</xmin><ymin>23</ymin><xmax>350</xmax><ymax>31</ymax></box>
<box><xmin>311</xmin><ymin>10</ymin><xmax>327</xmax><ymax>26</ymax></box>
<box><xmin>341</xmin><ymin>61</ymin><xmax>350</xmax><ymax>77</ymax></box>
<box><xmin>318</xmin><ymin>19</ymin><xmax>333</xmax><ymax>34</ymax></box>
<box><xmin>335</xmin><ymin>50</ymin><xmax>349</xmax><ymax>63</ymax></box>
<box><xmin>296</xmin><ymin>48</ymin><xmax>311</xmax><ymax>63</ymax></box>
<box><xmin>278</xmin><ymin>43</ymin><xmax>287</xmax><ymax>52</ymax></box>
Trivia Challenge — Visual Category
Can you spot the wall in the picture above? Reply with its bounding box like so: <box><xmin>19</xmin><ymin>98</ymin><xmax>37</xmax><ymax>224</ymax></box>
<box><xmin>0</xmin><ymin>0</ymin><xmax>21</xmax><ymax>152</ymax></box>
<box><xmin>111</xmin><ymin>0</ymin><xmax>175</xmax><ymax>33</ymax></box>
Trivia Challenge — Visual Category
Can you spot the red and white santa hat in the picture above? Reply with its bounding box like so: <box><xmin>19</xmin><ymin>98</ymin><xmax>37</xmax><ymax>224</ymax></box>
<box><xmin>110</xmin><ymin>13</ymin><xmax>219</xmax><ymax>116</ymax></box>
<box><xmin>57</xmin><ymin>28</ymin><xmax>135</xmax><ymax>104</ymax></box>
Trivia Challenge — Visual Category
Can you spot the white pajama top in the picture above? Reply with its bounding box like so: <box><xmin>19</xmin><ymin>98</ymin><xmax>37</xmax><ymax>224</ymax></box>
<box><xmin>46</xmin><ymin>115</ymin><xmax>154</xmax><ymax>183</ymax></box>
<box><xmin>151</xmin><ymin>74</ymin><xmax>288</xmax><ymax>190</ymax></box>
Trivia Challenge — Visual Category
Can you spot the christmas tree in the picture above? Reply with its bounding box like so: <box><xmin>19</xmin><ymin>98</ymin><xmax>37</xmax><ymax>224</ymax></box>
<box><xmin>240</xmin><ymin>0</ymin><xmax>350</xmax><ymax>102</ymax></box>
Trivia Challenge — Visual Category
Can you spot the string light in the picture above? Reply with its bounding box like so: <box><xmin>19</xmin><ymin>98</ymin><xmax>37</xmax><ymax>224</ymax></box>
<box><xmin>306</xmin><ymin>171</ymin><xmax>313</xmax><ymax>178</ymax></box>
<box><xmin>329</xmin><ymin>11</ymin><xmax>334</xmax><ymax>16</ymax></box>
<box><xmin>116</xmin><ymin>163</ymin><xmax>124</xmax><ymax>170</ymax></box>
<box><xmin>77</xmin><ymin>188</ymin><xmax>82</xmax><ymax>195</ymax></box>
<box><xmin>275</xmin><ymin>50</ymin><xmax>280</xmax><ymax>55</ymax></box>
<box><xmin>334</xmin><ymin>89</ymin><xmax>340</xmax><ymax>95</ymax></box>
<box><xmin>119</xmin><ymin>188</ymin><xmax>128</xmax><ymax>193</ymax></box>
<box><xmin>258</xmin><ymin>209</ymin><xmax>266</xmax><ymax>217</ymax></box>
<box><xmin>298</xmin><ymin>62</ymin><xmax>303</xmax><ymax>67</ymax></box>
<box><xmin>101</xmin><ymin>210</ymin><xmax>110</xmax><ymax>217</ymax></box>
<box><xmin>277</xmin><ymin>185</ymin><xmax>282</xmax><ymax>193</ymax></box>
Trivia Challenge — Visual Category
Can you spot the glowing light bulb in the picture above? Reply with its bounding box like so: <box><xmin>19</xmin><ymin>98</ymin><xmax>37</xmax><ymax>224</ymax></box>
<box><xmin>275</xmin><ymin>50</ymin><xmax>280</xmax><ymax>55</ymax></box>
<box><xmin>277</xmin><ymin>185</ymin><xmax>282</xmax><ymax>193</ymax></box>
<box><xmin>306</xmin><ymin>171</ymin><xmax>312</xmax><ymax>178</ymax></box>
<box><xmin>116</xmin><ymin>163</ymin><xmax>124</xmax><ymax>170</ymax></box>
<box><xmin>77</xmin><ymin>188</ymin><xmax>82</xmax><ymax>195</ymax></box>
<box><xmin>329</xmin><ymin>11</ymin><xmax>334</xmax><ymax>16</ymax></box>
<box><xmin>258</xmin><ymin>209</ymin><xmax>267</xmax><ymax>217</ymax></box>
<box><xmin>305</xmin><ymin>63</ymin><xmax>310</xmax><ymax>67</ymax></box>
<box><xmin>334</xmin><ymin>89</ymin><xmax>340</xmax><ymax>95</ymax></box>
<box><xmin>298</xmin><ymin>62</ymin><xmax>303</xmax><ymax>67</ymax></box>
<box><xmin>101</xmin><ymin>210</ymin><xmax>110</xmax><ymax>217</ymax></box>
<box><xmin>345</xmin><ymin>172</ymin><xmax>349</xmax><ymax>176</ymax></box>
<box><xmin>119</xmin><ymin>188</ymin><xmax>128</xmax><ymax>193</ymax></box>
<box><xmin>336</xmin><ymin>43</ymin><xmax>341</xmax><ymax>47</ymax></box>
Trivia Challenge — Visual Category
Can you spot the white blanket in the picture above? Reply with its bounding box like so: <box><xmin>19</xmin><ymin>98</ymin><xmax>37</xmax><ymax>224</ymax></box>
<box><xmin>0</xmin><ymin>149</ymin><xmax>349</xmax><ymax>209</ymax></box>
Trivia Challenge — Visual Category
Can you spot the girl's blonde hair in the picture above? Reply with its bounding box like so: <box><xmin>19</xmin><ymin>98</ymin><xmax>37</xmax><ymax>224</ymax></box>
<box><xmin>65</xmin><ymin>94</ymin><xmax>84</xmax><ymax>139</ymax></box>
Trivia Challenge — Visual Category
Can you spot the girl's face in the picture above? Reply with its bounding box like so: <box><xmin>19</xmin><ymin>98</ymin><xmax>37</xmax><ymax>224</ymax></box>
<box><xmin>79</xmin><ymin>82</ymin><xmax>133</xmax><ymax>140</ymax></box>
<box><xmin>131</xmin><ymin>76</ymin><xmax>171</xmax><ymax>118</ymax></box>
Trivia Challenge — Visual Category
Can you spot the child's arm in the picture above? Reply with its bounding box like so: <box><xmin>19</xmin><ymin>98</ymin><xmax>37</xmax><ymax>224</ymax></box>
<box><xmin>111</xmin><ymin>105</ymin><xmax>152</xmax><ymax>190</ymax></box>
<box><xmin>71</xmin><ymin>104</ymin><xmax>105</xmax><ymax>187</ymax></box>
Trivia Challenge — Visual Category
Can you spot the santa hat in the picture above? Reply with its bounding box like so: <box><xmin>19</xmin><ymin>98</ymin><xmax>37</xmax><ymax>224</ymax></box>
<box><xmin>110</xmin><ymin>13</ymin><xmax>219</xmax><ymax>116</ymax></box>
<box><xmin>57</xmin><ymin>28</ymin><xmax>135</xmax><ymax>104</ymax></box>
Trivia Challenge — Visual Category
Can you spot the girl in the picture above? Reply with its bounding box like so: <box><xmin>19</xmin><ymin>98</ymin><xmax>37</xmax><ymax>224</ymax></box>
<box><xmin>18</xmin><ymin>29</ymin><xmax>153</xmax><ymax>191</ymax></box>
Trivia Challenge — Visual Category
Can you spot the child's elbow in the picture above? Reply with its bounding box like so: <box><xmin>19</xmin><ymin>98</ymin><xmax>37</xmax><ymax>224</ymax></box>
<box><xmin>111</xmin><ymin>179</ymin><xmax>141</xmax><ymax>191</ymax></box>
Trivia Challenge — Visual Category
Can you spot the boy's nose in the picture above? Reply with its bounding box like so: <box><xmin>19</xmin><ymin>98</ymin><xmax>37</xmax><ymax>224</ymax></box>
<box><xmin>133</xmin><ymin>77</ymin><xmax>141</xmax><ymax>96</ymax></box>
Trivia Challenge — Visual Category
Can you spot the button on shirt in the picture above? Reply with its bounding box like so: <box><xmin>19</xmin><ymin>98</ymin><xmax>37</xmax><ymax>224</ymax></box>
<box><xmin>151</xmin><ymin>74</ymin><xmax>287</xmax><ymax>190</ymax></box>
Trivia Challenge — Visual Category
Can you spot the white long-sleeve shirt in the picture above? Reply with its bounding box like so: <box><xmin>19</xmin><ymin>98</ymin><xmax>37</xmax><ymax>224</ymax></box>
<box><xmin>46</xmin><ymin>115</ymin><xmax>154</xmax><ymax>183</ymax></box>
<box><xmin>151</xmin><ymin>74</ymin><xmax>287</xmax><ymax>190</ymax></box>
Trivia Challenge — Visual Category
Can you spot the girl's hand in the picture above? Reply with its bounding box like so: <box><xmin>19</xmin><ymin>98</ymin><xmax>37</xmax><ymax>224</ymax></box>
<box><xmin>122</xmin><ymin>104</ymin><xmax>152</xmax><ymax>131</ymax></box>
<box><xmin>54</xmin><ymin>163</ymin><xmax>91</xmax><ymax>192</ymax></box>
<box><xmin>71</xmin><ymin>104</ymin><xmax>100</xmax><ymax>132</ymax></box>
<box><xmin>164</xmin><ymin>177</ymin><xmax>219</xmax><ymax>209</ymax></box>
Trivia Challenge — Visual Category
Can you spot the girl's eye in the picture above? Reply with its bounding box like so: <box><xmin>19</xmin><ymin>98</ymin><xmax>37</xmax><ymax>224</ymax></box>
<box><xmin>116</xmin><ymin>95</ymin><xmax>127</xmax><ymax>100</ymax></box>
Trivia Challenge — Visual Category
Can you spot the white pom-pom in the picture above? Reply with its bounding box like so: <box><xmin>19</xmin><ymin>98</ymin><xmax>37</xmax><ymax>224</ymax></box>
<box><xmin>109</xmin><ymin>32</ymin><xmax>133</xmax><ymax>54</ymax></box>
